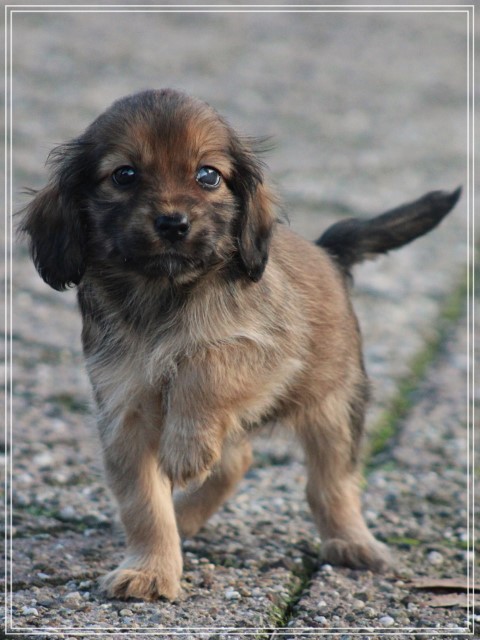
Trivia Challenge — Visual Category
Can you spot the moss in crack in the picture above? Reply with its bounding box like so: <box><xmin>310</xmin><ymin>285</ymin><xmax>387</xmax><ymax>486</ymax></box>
<box><xmin>12</xmin><ymin>502</ymin><xmax>108</xmax><ymax>535</ymax></box>
<box><xmin>385</xmin><ymin>535</ymin><xmax>422</xmax><ymax>549</ymax></box>
<box><xmin>441</xmin><ymin>537</ymin><xmax>473</xmax><ymax>552</ymax></box>
<box><xmin>14</xmin><ymin>503</ymin><xmax>59</xmax><ymax>520</ymax></box>
<box><xmin>265</xmin><ymin>553</ymin><xmax>316</xmax><ymax>631</ymax></box>
<box><xmin>365</xmin><ymin>269</ymin><xmax>470</xmax><ymax>471</ymax></box>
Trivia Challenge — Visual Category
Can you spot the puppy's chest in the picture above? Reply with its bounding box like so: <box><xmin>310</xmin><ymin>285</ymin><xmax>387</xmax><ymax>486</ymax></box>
<box><xmin>79</xmin><ymin>279</ymin><xmax>307</xmax><ymax>427</ymax></box>
<box><xmin>80</xmin><ymin>280</ymin><xmax>183</xmax><ymax>365</ymax></box>
<box><xmin>83</xmin><ymin>318</ymin><xmax>188</xmax><ymax>397</ymax></box>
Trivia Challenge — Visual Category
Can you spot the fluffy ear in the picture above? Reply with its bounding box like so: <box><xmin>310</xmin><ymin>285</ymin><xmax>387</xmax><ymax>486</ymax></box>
<box><xmin>230</xmin><ymin>140</ymin><xmax>277</xmax><ymax>282</ymax></box>
<box><xmin>19</xmin><ymin>145</ymin><xmax>89</xmax><ymax>291</ymax></box>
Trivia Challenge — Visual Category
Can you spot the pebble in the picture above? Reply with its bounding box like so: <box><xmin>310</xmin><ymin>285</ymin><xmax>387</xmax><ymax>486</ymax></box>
<box><xmin>79</xmin><ymin>580</ymin><xmax>92</xmax><ymax>588</ymax></box>
<box><xmin>58</xmin><ymin>505</ymin><xmax>77</xmax><ymax>521</ymax></box>
<box><xmin>379</xmin><ymin>615</ymin><xmax>395</xmax><ymax>626</ymax></box>
<box><xmin>119</xmin><ymin>608</ymin><xmax>133</xmax><ymax>616</ymax></box>
<box><xmin>17</xmin><ymin>472</ymin><xmax>34</xmax><ymax>485</ymax></box>
<box><xmin>314</xmin><ymin>615</ymin><xmax>327</xmax><ymax>623</ymax></box>
<box><xmin>224</xmin><ymin>589</ymin><xmax>241</xmax><ymax>600</ymax></box>
<box><xmin>64</xmin><ymin>591</ymin><xmax>81</xmax><ymax>600</ymax></box>
<box><xmin>15</xmin><ymin>493</ymin><xmax>31</xmax><ymax>507</ymax></box>
<box><xmin>21</xmin><ymin>606</ymin><xmax>38</xmax><ymax>616</ymax></box>
<box><xmin>33</xmin><ymin>451</ymin><xmax>54</xmax><ymax>467</ymax></box>
<box><xmin>427</xmin><ymin>550</ymin><xmax>444</xmax><ymax>565</ymax></box>
<box><xmin>352</xmin><ymin>599</ymin><xmax>366</xmax><ymax>609</ymax></box>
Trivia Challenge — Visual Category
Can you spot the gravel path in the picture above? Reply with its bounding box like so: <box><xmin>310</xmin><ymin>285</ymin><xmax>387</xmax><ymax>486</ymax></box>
<box><xmin>4</xmin><ymin>3</ymin><xmax>476</xmax><ymax>638</ymax></box>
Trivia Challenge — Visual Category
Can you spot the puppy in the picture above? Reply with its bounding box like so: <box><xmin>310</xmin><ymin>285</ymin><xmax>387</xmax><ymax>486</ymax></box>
<box><xmin>20</xmin><ymin>89</ymin><xmax>461</xmax><ymax>601</ymax></box>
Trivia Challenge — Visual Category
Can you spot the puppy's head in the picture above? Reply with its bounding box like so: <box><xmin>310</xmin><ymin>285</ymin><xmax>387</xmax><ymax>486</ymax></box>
<box><xmin>20</xmin><ymin>89</ymin><xmax>277</xmax><ymax>290</ymax></box>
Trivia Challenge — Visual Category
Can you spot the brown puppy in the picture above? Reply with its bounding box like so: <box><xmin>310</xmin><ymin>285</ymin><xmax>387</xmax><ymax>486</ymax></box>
<box><xmin>20</xmin><ymin>89</ymin><xmax>460</xmax><ymax>601</ymax></box>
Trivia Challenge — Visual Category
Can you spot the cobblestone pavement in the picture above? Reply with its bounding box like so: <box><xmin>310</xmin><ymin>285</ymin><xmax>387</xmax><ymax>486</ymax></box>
<box><xmin>3</xmin><ymin>3</ymin><xmax>477</xmax><ymax>638</ymax></box>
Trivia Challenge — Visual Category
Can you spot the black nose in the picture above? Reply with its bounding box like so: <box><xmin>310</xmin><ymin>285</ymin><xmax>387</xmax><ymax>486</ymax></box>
<box><xmin>154</xmin><ymin>213</ymin><xmax>190</xmax><ymax>242</ymax></box>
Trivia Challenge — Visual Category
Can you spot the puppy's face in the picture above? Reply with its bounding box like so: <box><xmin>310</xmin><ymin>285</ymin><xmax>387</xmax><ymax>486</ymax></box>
<box><xmin>21</xmin><ymin>90</ymin><xmax>276</xmax><ymax>289</ymax></box>
<box><xmin>89</xmin><ymin>93</ymin><xmax>239</xmax><ymax>281</ymax></box>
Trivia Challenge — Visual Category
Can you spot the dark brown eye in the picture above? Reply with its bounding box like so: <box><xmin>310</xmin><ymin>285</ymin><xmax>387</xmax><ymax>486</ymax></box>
<box><xmin>112</xmin><ymin>166</ymin><xmax>137</xmax><ymax>187</ymax></box>
<box><xmin>196</xmin><ymin>166</ymin><xmax>221</xmax><ymax>189</ymax></box>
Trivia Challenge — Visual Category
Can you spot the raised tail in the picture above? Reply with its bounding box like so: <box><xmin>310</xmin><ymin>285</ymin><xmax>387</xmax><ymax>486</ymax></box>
<box><xmin>317</xmin><ymin>187</ymin><xmax>462</xmax><ymax>273</ymax></box>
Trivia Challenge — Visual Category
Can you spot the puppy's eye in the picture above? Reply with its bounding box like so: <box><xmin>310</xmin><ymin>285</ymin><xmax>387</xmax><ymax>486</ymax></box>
<box><xmin>112</xmin><ymin>166</ymin><xmax>137</xmax><ymax>187</ymax></box>
<box><xmin>196</xmin><ymin>166</ymin><xmax>221</xmax><ymax>189</ymax></box>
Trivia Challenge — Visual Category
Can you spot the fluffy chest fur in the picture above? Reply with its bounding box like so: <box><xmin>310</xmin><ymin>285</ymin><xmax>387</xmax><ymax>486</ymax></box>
<box><xmin>78</xmin><ymin>247</ymin><xmax>312</xmax><ymax>437</ymax></box>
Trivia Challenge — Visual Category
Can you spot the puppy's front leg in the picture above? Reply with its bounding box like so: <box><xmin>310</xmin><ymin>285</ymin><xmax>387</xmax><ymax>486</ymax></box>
<box><xmin>99</xmin><ymin>411</ymin><xmax>182</xmax><ymax>601</ymax></box>
<box><xmin>159</xmin><ymin>355</ymin><xmax>241</xmax><ymax>486</ymax></box>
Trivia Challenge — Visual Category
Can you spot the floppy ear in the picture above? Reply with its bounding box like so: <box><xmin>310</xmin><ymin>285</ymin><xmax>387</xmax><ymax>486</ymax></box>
<box><xmin>19</xmin><ymin>145</ymin><xmax>89</xmax><ymax>291</ymax></box>
<box><xmin>230</xmin><ymin>141</ymin><xmax>277</xmax><ymax>282</ymax></box>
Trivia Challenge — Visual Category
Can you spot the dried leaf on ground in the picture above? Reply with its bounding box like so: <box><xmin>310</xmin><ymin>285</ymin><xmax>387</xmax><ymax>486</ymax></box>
<box><xmin>408</xmin><ymin>577</ymin><xmax>479</xmax><ymax>592</ymax></box>
<box><xmin>425</xmin><ymin>593</ymin><xmax>473</xmax><ymax>609</ymax></box>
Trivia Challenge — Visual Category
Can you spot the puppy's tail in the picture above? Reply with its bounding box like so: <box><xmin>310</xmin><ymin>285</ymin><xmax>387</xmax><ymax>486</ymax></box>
<box><xmin>317</xmin><ymin>187</ymin><xmax>461</xmax><ymax>274</ymax></box>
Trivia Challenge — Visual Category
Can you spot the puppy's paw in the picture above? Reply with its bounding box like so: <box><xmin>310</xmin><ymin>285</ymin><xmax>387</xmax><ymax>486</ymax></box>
<box><xmin>100</xmin><ymin>567</ymin><xmax>181</xmax><ymax>601</ymax></box>
<box><xmin>99</xmin><ymin>550</ymin><xmax>183</xmax><ymax>601</ymax></box>
<box><xmin>321</xmin><ymin>536</ymin><xmax>392</xmax><ymax>573</ymax></box>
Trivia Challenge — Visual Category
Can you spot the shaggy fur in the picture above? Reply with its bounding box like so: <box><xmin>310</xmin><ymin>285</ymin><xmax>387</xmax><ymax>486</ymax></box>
<box><xmin>20</xmin><ymin>89</ymin><xmax>460</xmax><ymax>601</ymax></box>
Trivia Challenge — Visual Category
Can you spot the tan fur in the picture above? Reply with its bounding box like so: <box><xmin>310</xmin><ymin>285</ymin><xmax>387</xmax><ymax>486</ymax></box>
<box><xmin>21</xmin><ymin>89</ymin><xmax>392</xmax><ymax>601</ymax></box>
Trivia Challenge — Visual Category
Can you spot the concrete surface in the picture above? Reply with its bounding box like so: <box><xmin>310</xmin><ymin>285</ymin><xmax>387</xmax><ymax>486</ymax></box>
<box><xmin>3</xmin><ymin>2</ymin><xmax>477</xmax><ymax>638</ymax></box>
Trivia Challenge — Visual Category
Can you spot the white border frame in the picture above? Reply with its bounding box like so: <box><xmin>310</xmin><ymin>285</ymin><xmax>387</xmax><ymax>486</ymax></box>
<box><xmin>4</xmin><ymin>3</ymin><xmax>475</xmax><ymax>637</ymax></box>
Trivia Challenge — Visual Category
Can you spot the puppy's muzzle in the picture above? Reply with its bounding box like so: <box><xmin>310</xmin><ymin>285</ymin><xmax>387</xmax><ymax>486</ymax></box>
<box><xmin>154</xmin><ymin>213</ymin><xmax>190</xmax><ymax>243</ymax></box>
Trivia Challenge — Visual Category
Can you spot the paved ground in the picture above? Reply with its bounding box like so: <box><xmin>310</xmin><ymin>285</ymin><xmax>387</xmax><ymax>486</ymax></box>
<box><xmin>3</xmin><ymin>2</ymin><xmax>477</xmax><ymax>638</ymax></box>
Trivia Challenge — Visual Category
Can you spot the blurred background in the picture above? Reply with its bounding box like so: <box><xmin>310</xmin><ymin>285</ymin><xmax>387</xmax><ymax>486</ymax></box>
<box><xmin>12</xmin><ymin>5</ymin><xmax>468</xmax><ymax>207</ymax></box>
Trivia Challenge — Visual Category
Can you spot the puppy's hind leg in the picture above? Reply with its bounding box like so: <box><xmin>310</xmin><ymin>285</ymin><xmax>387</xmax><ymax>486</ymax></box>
<box><xmin>175</xmin><ymin>437</ymin><xmax>252</xmax><ymax>538</ymax></box>
<box><xmin>297</xmin><ymin>386</ymin><xmax>391</xmax><ymax>572</ymax></box>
